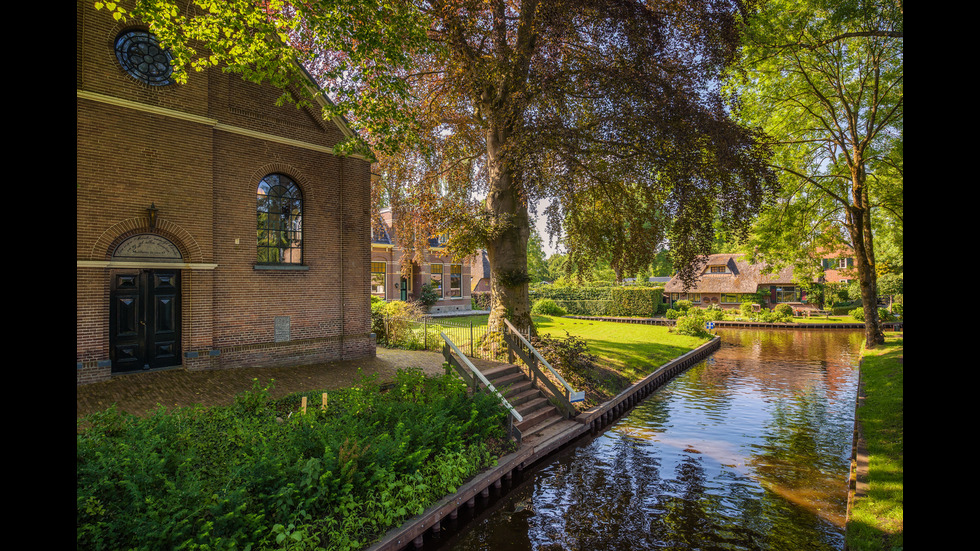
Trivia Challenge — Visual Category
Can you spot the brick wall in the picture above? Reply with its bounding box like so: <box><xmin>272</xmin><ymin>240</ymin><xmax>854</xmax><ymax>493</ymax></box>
<box><xmin>77</xmin><ymin>1</ymin><xmax>373</xmax><ymax>384</ymax></box>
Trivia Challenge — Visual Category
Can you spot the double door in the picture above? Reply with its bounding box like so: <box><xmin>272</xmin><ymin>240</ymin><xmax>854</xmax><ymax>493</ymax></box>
<box><xmin>110</xmin><ymin>269</ymin><xmax>181</xmax><ymax>373</ymax></box>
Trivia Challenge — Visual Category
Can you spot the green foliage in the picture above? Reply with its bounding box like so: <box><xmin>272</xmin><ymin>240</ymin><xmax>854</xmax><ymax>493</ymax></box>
<box><xmin>664</xmin><ymin>308</ymin><xmax>681</xmax><ymax>320</ymax></box>
<box><xmin>471</xmin><ymin>291</ymin><xmax>491</xmax><ymax>310</ymax></box>
<box><xmin>673</xmin><ymin>308</ymin><xmax>711</xmax><ymax>338</ymax></box>
<box><xmin>528</xmin><ymin>285</ymin><xmax>666</xmax><ymax>318</ymax></box>
<box><xmin>77</xmin><ymin>370</ymin><xmax>506</xmax><ymax>550</ymax></box>
<box><xmin>531</xmin><ymin>299</ymin><xmax>567</xmax><ymax>317</ymax></box>
<box><xmin>417</xmin><ymin>283</ymin><xmax>439</xmax><ymax>309</ymax></box>
<box><xmin>674</xmin><ymin>300</ymin><xmax>692</xmax><ymax>312</ymax></box>
<box><xmin>774</xmin><ymin>303</ymin><xmax>794</xmax><ymax>317</ymax></box>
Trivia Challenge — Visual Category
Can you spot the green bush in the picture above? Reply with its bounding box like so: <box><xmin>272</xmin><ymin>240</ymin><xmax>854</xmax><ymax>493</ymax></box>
<box><xmin>471</xmin><ymin>291</ymin><xmax>491</xmax><ymax>310</ymax></box>
<box><xmin>665</xmin><ymin>308</ymin><xmax>680</xmax><ymax>320</ymax></box>
<box><xmin>850</xmin><ymin>307</ymin><xmax>865</xmax><ymax>321</ymax></box>
<box><xmin>674</xmin><ymin>308</ymin><xmax>711</xmax><ymax>338</ymax></box>
<box><xmin>531</xmin><ymin>298</ymin><xmax>567</xmax><ymax>316</ymax></box>
<box><xmin>674</xmin><ymin>299</ymin><xmax>692</xmax><ymax>311</ymax></box>
<box><xmin>417</xmin><ymin>283</ymin><xmax>439</xmax><ymax>309</ymax></box>
<box><xmin>77</xmin><ymin>372</ymin><xmax>508</xmax><ymax>551</ymax></box>
<box><xmin>774</xmin><ymin>303</ymin><xmax>793</xmax><ymax>317</ymax></box>
<box><xmin>739</xmin><ymin>302</ymin><xmax>758</xmax><ymax>319</ymax></box>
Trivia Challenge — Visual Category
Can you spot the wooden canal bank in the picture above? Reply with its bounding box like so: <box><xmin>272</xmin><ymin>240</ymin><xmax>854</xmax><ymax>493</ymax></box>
<box><xmin>364</xmin><ymin>336</ymin><xmax>722</xmax><ymax>551</ymax></box>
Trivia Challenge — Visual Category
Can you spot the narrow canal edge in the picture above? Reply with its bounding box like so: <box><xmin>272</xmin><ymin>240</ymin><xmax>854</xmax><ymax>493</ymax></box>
<box><xmin>364</xmin><ymin>336</ymin><xmax>722</xmax><ymax>551</ymax></box>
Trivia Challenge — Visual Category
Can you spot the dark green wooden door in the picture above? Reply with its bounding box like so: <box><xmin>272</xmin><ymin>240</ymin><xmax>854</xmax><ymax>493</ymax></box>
<box><xmin>110</xmin><ymin>269</ymin><xmax>181</xmax><ymax>373</ymax></box>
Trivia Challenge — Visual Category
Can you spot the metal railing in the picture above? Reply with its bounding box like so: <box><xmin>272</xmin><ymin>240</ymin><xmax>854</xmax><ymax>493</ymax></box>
<box><xmin>440</xmin><ymin>332</ymin><xmax>523</xmax><ymax>442</ymax></box>
<box><xmin>376</xmin><ymin>315</ymin><xmax>507</xmax><ymax>361</ymax></box>
<box><xmin>502</xmin><ymin>319</ymin><xmax>584</xmax><ymax>418</ymax></box>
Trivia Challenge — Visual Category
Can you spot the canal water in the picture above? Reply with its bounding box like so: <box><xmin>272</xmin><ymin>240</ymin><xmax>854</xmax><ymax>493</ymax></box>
<box><xmin>430</xmin><ymin>328</ymin><xmax>864</xmax><ymax>550</ymax></box>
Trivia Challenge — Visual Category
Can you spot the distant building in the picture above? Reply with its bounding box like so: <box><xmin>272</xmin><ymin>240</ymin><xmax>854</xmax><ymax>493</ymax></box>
<box><xmin>371</xmin><ymin>208</ymin><xmax>473</xmax><ymax>314</ymax></box>
<box><xmin>664</xmin><ymin>254</ymin><xmax>818</xmax><ymax>310</ymax></box>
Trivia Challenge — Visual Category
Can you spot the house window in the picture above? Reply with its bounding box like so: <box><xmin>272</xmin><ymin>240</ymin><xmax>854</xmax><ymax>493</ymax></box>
<box><xmin>450</xmin><ymin>264</ymin><xmax>462</xmax><ymax>297</ymax></box>
<box><xmin>721</xmin><ymin>294</ymin><xmax>739</xmax><ymax>303</ymax></box>
<box><xmin>709</xmin><ymin>265</ymin><xmax>726</xmax><ymax>273</ymax></box>
<box><xmin>371</xmin><ymin>262</ymin><xmax>386</xmax><ymax>297</ymax></box>
<box><xmin>114</xmin><ymin>30</ymin><xmax>174</xmax><ymax>86</ymax></box>
<box><xmin>774</xmin><ymin>286</ymin><xmax>799</xmax><ymax>303</ymax></box>
<box><xmin>430</xmin><ymin>264</ymin><xmax>443</xmax><ymax>298</ymax></box>
<box><xmin>689</xmin><ymin>293</ymin><xmax>701</xmax><ymax>303</ymax></box>
<box><xmin>257</xmin><ymin>174</ymin><xmax>303</xmax><ymax>264</ymax></box>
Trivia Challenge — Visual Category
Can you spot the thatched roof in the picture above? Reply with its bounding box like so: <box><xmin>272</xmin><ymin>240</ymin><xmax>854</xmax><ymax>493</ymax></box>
<box><xmin>664</xmin><ymin>253</ymin><xmax>798</xmax><ymax>294</ymax></box>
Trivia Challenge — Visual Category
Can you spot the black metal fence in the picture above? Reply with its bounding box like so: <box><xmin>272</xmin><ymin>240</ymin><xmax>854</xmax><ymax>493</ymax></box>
<box><xmin>376</xmin><ymin>316</ymin><xmax>513</xmax><ymax>362</ymax></box>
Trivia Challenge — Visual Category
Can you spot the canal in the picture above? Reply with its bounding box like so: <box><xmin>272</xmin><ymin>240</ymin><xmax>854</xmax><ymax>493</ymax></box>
<box><xmin>428</xmin><ymin>328</ymin><xmax>864</xmax><ymax>550</ymax></box>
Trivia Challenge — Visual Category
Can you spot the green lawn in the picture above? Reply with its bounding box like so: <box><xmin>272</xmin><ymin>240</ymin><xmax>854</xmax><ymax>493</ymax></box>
<box><xmin>432</xmin><ymin>314</ymin><xmax>707</xmax><ymax>383</ymax></box>
<box><xmin>846</xmin><ymin>332</ymin><xmax>904</xmax><ymax>550</ymax></box>
<box><xmin>534</xmin><ymin>315</ymin><xmax>707</xmax><ymax>382</ymax></box>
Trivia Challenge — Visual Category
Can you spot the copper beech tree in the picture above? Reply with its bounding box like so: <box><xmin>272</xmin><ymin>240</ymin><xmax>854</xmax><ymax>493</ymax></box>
<box><xmin>98</xmin><ymin>0</ymin><xmax>778</xmax><ymax>334</ymax></box>
<box><xmin>369</xmin><ymin>0</ymin><xmax>778</xmax><ymax>334</ymax></box>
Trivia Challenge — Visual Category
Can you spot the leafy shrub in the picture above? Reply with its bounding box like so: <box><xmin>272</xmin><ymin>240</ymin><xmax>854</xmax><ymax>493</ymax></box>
<box><xmin>417</xmin><ymin>283</ymin><xmax>439</xmax><ymax>309</ymax></box>
<box><xmin>674</xmin><ymin>308</ymin><xmax>711</xmax><ymax>338</ymax></box>
<box><xmin>774</xmin><ymin>303</ymin><xmax>794</xmax><ymax>317</ymax></box>
<box><xmin>850</xmin><ymin>307</ymin><xmax>865</xmax><ymax>321</ymax></box>
<box><xmin>77</xmin><ymin>372</ymin><xmax>508</xmax><ymax>551</ymax></box>
<box><xmin>758</xmin><ymin>308</ymin><xmax>792</xmax><ymax>323</ymax></box>
<box><xmin>674</xmin><ymin>299</ymin><xmax>692</xmax><ymax>311</ymax></box>
<box><xmin>739</xmin><ymin>302</ymin><xmax>758</xmax><ymax>319</ymax></box>
<box><xmin>531</xmin><ymin>332</ymin><xmax>629</xmax><ymax>405</ymax></box>
<box><xmin>471</xmin><ymin>291</ymin><xmax>491</xmax><ymax>310</ymax></box>
<box><xmin>665</xmin><ymin>308</ymin><xmax>680</xmax><ymax>320</ymax></box>
<box><xmin>532</xmin><ymin>298</ymin><xmax>567</xmax><ymax>316</ymax></box>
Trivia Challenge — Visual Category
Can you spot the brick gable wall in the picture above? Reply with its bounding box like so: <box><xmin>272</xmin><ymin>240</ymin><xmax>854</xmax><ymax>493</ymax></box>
<box><xmin>77</xmin><ymin>2</ymin><xmax>373</xmax><ymax>384</ymax></box>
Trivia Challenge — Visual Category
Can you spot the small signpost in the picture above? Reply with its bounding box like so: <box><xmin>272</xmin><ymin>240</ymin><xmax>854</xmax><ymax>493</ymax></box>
<box><xmin>706</xmin><ymin>321</ymin><xmax>715</xmax><ymax>334</ymax></box>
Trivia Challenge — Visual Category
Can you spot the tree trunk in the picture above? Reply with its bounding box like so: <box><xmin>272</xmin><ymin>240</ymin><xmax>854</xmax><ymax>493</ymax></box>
<box><xmin>485</xmin><ymin>122</ymin><xmax>535</xmax><ymax>337</ymax></box>
<box><xmin>848</xmin><ymin>162</ymin><xmax>885</xmax><ymax>348</ymax></box>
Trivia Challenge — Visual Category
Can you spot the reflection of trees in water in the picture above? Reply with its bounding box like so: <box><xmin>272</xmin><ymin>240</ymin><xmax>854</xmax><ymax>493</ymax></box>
<box><xmin>451</xmin><ymin>330</ymin><xmax>859</xmax><ymax>550</ymax></box>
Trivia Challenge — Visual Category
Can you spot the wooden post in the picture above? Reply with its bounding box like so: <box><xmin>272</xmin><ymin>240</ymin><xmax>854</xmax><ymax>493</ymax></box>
<box><xmin>322</xmin><ymin>393</ymin><xmax>328</xmax><ymax>411</ymax></box>
<box><xmin>301</xmin><ymin>396</ymin><xmax>307</xmax><ymax>414</ymax></box>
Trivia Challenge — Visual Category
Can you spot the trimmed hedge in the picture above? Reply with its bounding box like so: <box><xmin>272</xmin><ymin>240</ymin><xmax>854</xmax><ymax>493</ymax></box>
<box><xmin>531</xmin><ymin>285</ymin><xmax>665</xmax><ymax>318</ymax></box>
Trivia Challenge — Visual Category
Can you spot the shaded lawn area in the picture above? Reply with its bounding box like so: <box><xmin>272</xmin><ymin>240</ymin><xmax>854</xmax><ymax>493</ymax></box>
<box><xmin>847</xmin><ymin>332</ymin><xmax>903</xmax><ymax>551</ymax></box>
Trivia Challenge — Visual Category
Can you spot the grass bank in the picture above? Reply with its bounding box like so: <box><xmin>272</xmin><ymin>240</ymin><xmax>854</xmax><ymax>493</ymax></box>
<box><xmin>846</xmin><ymin>332</ymin><xmax>904</xmax><ymax>550</ymax></box>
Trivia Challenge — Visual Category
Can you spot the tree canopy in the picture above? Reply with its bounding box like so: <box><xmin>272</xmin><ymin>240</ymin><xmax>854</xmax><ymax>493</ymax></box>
<box><xmin>728</xmin><ymin>0</ymin><xmax>903</xmax><ymax>346</ymax></box>
<box><xmin>371</xmin><ymin>0</ymin><xmax>778</xmax><ymax>331</ymax></box>
<box><xmin>97</xmin><ymin>0</ymin><xmax>780</xmax><ymax>333</ymax></box>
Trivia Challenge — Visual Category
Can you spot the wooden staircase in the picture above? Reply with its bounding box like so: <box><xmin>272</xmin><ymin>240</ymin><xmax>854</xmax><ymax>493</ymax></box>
<box><xmin>479</xmin><ymin>363</ymin><xmax>565</xmax><ymax>437</ymax></box>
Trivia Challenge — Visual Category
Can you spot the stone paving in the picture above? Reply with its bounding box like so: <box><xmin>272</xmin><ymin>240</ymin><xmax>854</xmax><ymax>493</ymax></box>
<box><xmin>76</xmin><ymin>347</ymin><xmax>459</xmax><ymax>419</ymax></box>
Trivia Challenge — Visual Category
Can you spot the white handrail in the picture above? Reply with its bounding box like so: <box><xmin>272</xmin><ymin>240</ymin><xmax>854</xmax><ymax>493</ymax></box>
<box><xmin>440</xmin><ymin>332</ymin><xmax>523</xmax><ymax>422</ymax></box>
<box><xmin>502</xmin><ymin>319</ymin><xmax>585</xmax><ymax>403</ymax></box>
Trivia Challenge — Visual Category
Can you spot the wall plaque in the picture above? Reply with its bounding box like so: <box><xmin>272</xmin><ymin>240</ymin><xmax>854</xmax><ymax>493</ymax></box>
<box><xmin>112</xmin><ymin>234</ymin><xmax>182</xmax><ymax>261</ymax></box>
<box><xmin>274</xmin><ymin>316</ymin><xmax>291</xmax><ymax>342</ymax></box>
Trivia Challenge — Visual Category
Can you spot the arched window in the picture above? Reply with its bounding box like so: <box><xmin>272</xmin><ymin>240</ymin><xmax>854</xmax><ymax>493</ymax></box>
<box><xmin>257</xmin><ymin>174</ymin><xmax>303</xmax><ymax>264</ymax></box>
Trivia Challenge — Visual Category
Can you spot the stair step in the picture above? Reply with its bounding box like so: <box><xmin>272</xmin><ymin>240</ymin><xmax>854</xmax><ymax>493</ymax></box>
<box><xmin>516</xmin><ymin>396</ymin><xmax>551</xmax><ymax>416</ymax></box>
<box><xmin>515</xmin><ymin>405</ymin><xmax>561</xmax><ymax>433</ymax></box>
<box><xmin>487</xmin><ymin>371</ymin><xmax>528</xmax><ymax>388</ymax></box>
<box><xmin>505</xmin><ymin>388</ymin><xmax>542</xmax><ymax>408</ymax></box>
<box><xmin>481</xmin><ymin>364</ymin><xmax>522</xmax><ymax>379</ymax></box>
<box><xmin>519</xmin><ymin>414</ymin><xmax>566</xmax><ymax>437</ymax></box>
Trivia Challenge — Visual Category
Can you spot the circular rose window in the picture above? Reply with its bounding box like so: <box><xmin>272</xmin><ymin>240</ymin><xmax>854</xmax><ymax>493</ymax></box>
<box><xmin>114</xmin><ymin>30</ymin><xmax>174</xmax><ymax>86</ymax></box>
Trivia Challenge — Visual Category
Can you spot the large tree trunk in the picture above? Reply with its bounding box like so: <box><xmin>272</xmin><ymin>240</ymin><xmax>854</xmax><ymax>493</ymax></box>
<box><xmin>848</xmin><ymin>162</ymin><xmax>885</xmax><ymax>348</ymax></box>
<box><xmin>485</xmin><ymin>122</ymin><xmax>535</xmax><ymax>337</ymax></box>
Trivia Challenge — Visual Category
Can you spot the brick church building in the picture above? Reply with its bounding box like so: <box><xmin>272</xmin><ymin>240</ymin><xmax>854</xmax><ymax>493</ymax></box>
<box><xmin>77</xmin><ymin>2</ymin><xmax>374</xmax><ymax>384</ymax></box>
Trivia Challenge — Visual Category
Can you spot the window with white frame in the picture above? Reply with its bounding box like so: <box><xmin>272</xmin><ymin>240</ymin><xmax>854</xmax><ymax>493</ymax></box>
<box><xmin>371</xmin><ymin>262</ymin><xmax>386</xmax><ymax>297</ymax></box>
<box><xmin>430</xmin><ymin>264</ymin><xmax>443</xmax><ymax>297</ymax></box>
<box><xmin>449</xmin><ymin>264</ymin><xmax>462</xmax><ymax>297</ymax></box>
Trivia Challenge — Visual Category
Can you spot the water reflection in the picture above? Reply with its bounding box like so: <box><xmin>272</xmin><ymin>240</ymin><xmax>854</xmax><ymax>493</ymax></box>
<box><xmin>441</xmin><ymin>329</ymin><xmax>862</xmax><ymax>550</ymax></box>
